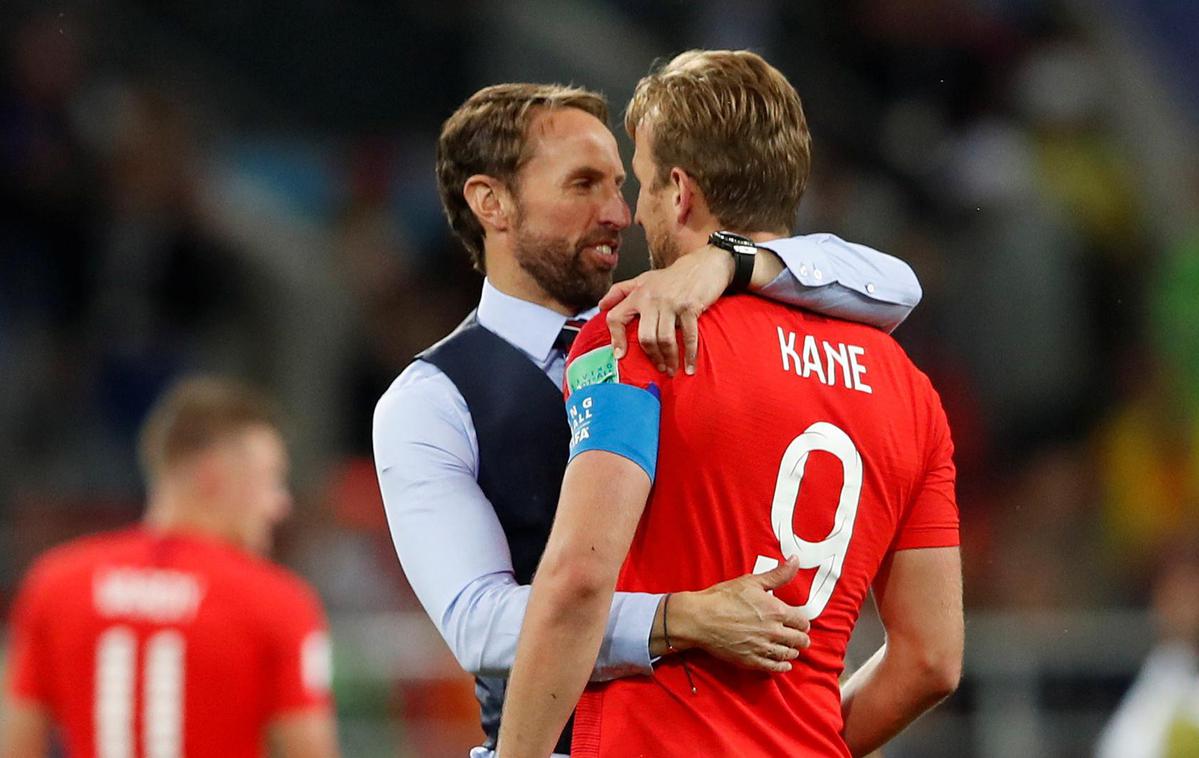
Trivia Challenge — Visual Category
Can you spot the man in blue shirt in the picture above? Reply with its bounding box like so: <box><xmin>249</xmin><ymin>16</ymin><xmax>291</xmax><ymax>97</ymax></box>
<box><xmin>373</xmin><ymin>82</ymin><xmax>923</xmax><ymax>757</ymax></box>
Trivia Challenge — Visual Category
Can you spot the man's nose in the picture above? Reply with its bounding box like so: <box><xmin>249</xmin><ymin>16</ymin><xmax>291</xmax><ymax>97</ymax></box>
<box><xmin>599</xmin><ymin>191</ymin><xmax>631</xmax><ymax>230</ymax></box>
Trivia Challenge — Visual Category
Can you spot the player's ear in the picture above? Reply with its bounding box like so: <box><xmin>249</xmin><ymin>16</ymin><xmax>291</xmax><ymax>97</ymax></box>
<box><xmin>670</xmin><ymin>167</ymin><xmax>698</xmax><ymax>228</ymax></box>
<box><xmin>188</xmin><ymin>451</ymin><xmax>222</xmax><ymax>498</ymax></box>
<box><xmin>464</xmin><ymin>175</ymin><xmax>516</xmax><ymax>234</ymax></box>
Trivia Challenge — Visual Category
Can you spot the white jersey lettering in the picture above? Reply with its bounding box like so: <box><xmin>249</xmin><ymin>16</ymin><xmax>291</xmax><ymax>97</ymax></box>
<box><xmin>776</xmin><ymin>327</ymin><xmax>872</xmax><ymax>395</ymax></box>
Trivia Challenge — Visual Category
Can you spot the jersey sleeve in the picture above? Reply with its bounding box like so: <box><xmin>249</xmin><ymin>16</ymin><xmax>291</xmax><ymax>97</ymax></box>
<box><xmin>564</xmin><ymin>318</ymin><xmax>664</xmax><ymax>481</ymax></box>
<box><xmin>893</xmin><ymin>390</ymin><xmax>960</xmax><ymax>550</ymax></box>
<box><xmin>262</xmin><ymin>579</ymin><xmax>334</xmax><ymax>716</ymax></box>
<box><xmin>5</xmin><ymin>558</ymin><xmax>55</xmax><ymax>705</ymax></box>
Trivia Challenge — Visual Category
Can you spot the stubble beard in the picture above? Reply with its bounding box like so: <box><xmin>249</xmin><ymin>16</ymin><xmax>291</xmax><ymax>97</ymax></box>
<box><xmin>647</xmin><ymin>221</ymin><xmax>682</xmax><ymax>271</ymax></box>
<box><xmin>513</xmin><ymin>223</ymin><xmax>614</xmax><ymax>314</ymax></box>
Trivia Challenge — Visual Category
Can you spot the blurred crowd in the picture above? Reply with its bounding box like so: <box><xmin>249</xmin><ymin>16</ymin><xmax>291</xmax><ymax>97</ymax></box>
<box><xmin>1</xmin><ymin>0</ymin><xmax>1196</xmax><ymax>754</ymax></box>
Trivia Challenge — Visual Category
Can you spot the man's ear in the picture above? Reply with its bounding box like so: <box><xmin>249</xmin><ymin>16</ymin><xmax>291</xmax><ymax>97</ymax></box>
<box><xmin>190</xmin><ymin>449</ymin><xmax>225</xmax><ymax>500</ymax></box>
<box><xmin>670</xmin><ymin>167</ymin><xmax>697</xmax><ymax>228</ymax></box>
<box><xmin>464</xmin><ymin>175</ymin><xmax>516</xmax><ymax>234</ymax></box>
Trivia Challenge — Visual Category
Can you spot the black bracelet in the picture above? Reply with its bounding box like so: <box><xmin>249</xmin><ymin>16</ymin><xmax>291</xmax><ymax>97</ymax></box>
<box><xmin>661</xmin><ymin>592</ymin><xmax>697</xmax><ymax>695</ymax></box>
<box><xmin>662</xmin><ymin>593</ymin><xmax>677</xmax><ymax>653</ymax></box>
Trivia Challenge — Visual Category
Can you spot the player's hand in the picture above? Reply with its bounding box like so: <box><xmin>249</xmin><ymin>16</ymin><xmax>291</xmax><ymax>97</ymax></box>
<box><xmin>668</xmin><ymin>557</ymin><xmax>811</xmax><ymax>673</ymax></box>
<box><xmin>600</xmin><ymin>245</ymin><xmax>734</xmax><ymax>376</ymax></box>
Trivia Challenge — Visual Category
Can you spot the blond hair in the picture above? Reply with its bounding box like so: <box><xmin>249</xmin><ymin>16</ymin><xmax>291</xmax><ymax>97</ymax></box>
<box><xmin>436</xmin><ymin>83</ymin><xmax>609</xmax><ymax>272</ymax></box>
<box><xmin>138</xmin><ymin>376</ymin><xmax>279</xmax><ymax>483</ymax></box>
<box><xmin>625</xmin><ymin>50</ymin><xmax>811</xmax><ymax>233</ymax></box>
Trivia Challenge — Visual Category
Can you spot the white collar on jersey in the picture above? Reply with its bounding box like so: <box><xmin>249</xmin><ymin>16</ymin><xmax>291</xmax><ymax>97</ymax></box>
<box><xmin>477</xmin><ymin>278</ymin><xmax>598</xmax><ymax>365</ymax></box>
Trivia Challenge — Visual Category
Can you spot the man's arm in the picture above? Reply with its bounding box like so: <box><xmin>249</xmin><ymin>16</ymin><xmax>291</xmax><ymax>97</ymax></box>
<box><xmin>263</xmin><ymin>582</ymin><xmax>339</xmax><ymax>758</ymax></box>
<box><xmin>3</xmin><ymin>560</ymin><xmax>53</xmax><ymax>758</ymax></box>
<box><xmin>270</xmin><ymin>709</ymin><xmax>340</xmax><ymax>758</ymax></box>
<box><xmin>652</xmin><ymin>558</ymin><xmax>808</xmax><ymax>672</ymax></box>
<box><xmin>497</xmin><ymin>450</ymin><xmax>652</xmax><ymax>758</ymax></box>
<box><xmin>0</xmin><ymin>699</ymin><xmax>51</xmax><ymax>758</ymax></box>
<box><xmin>448</xmin><ymin>558</ymin><xmax>809</xmax><ymax>679</ymax></box>
<box><xmin>840</xmin><ymin>547</ymin><xmax>963</xmax><ymax>756</ymax></box>
<box><xmin>374</xmin><ymin>363</ymin><xmax>809</xmax><ymax>680</ymax></box>
<box><xmin>374</xmin><ymin>364</ymin><xmax>660</xmax><ymax>680</ymax></box>
<box><xmin>602</xmin><ymin>232</ymin><xmax>922</xmax><ymax>372</ymax></box>
<box><xmin>756</xmin><ymin>233</ymin><xmax>922</xmax><ymax>331</ymax></box>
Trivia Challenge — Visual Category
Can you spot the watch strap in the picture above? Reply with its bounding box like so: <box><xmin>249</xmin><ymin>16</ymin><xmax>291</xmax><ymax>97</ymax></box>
<box><xmin>729</xmin><ymin>245</ymin><xmax>755</xmax><ymax>293</ymax></box>
<box><xmin>709</xmin><ymin>231</ymin><xmax>757</xmax><ymax>294</ymax></box>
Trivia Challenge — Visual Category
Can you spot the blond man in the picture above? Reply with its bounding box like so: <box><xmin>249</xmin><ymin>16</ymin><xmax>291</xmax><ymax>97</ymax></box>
<box><xmin>499</xmin><ymin>51</ymin><xmax>962</xmax><ymax>758</ymax></box>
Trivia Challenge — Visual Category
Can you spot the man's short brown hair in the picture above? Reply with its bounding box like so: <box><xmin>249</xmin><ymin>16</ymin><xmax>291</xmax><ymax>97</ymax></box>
<box><xmin>436</xmin><ymin>83</ymin><xmax>609</xmax><ymax>272</ymax></box>
<box><xmin>138</xmin><ymin>376</ymin><xmax>279</xmax><ymax>482</ymax></box>
<box><xmin>625</xmin><ymin>50</ymin><xmax>811</xmax><ymax>234</ymax></box>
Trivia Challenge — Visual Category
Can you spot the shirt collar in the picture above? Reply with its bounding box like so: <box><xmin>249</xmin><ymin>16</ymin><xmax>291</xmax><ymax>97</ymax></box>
<box><xmin>477</xmin><ymin>279</ymin><xmax>599</xmax><ymax>364</ymax></box>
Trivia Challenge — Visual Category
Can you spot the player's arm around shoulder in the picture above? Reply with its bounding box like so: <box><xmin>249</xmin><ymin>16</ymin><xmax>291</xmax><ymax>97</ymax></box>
<box><xmin>597</xmin><ymin>233</ymin><xmax>925</xmax><ymax>374</ymax></box>
<box><xmin>260</xmin><ymin>570</ymin><xmax>340</xmax><ymax>758</ymax></box>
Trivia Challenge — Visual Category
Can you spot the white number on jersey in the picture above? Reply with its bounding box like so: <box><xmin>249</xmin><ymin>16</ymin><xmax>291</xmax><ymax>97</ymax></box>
<box><xmin>95</xmin><ymin>627</ymin><xmax>185</xmax><ymax>758</ymax></box>
<box><xmin>753</xmin><ymin>421</ymin><xmax>863</xmax><ymax>620</ymax></box>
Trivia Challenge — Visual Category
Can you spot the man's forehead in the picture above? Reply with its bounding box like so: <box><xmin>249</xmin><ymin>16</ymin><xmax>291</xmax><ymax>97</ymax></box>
<box><xmin>629</xmin><ymin>122</ymin><xmax>657</xmax><ymax>174</ymax></box>
<box><xmin>526</xmin><ymin>108</ymin><xmax>621</xmax><ymax>167</ymax></box>
<box><xmin>631</xmin><ymin>119</ymin><xmax>657</xmax><ymax>153</ymax></box>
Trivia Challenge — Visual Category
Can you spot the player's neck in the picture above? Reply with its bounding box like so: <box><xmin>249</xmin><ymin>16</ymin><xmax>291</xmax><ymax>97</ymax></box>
<box><xmin>700</xmin><ymin>221</ymin><xmax>788</xmax><ymax>246</ymax></box>
<box><xmin>743</xmin><ymin>230</ymin><xmax>788</xmax><ymax>244</ymax></box>
<box><xmin>676</xmin><ymin>220</ymin><xmax>788</xmax><ymax>262</ymax></box>
<box><xmin>144</xmin><ymin>491</ymin><xmax>239</xmax><ymax>548</ymax></box>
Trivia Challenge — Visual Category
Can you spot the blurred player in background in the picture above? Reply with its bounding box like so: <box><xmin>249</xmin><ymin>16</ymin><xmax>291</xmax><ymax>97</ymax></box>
<box><xmin>1097</xmin><ymin>538</ymin><xmax>1199</xmax><ymax>757</ymax></box>
<box><xmin>0</xmin><ymin>377</ymin><xmax>338</xmax><ymax>758</ymax></box>
<box><xmin>499</xmin><ymin>50</ymin><xmax>963</xmax><ymax>758</ymax></box>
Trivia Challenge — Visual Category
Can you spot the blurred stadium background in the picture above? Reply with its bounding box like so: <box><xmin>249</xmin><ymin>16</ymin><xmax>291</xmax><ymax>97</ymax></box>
<box><xmin>1</xmin><ymin>1</ymin><xmax>1197</xmax><ymax>755</ymax></box>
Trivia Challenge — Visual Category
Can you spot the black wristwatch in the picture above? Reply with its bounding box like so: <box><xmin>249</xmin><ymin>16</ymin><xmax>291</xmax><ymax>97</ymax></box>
<box><xmin>709</xmin><ymin>231</ymin><xmax>758</xmax><ymax>294</ymax></box>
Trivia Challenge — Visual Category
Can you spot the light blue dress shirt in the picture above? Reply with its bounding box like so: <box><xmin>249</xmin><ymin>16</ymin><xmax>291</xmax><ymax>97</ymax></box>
<box><xmin>372</xmin><ymin>233</ymin><xmax>920</xmax><ymax>756</ymax></box>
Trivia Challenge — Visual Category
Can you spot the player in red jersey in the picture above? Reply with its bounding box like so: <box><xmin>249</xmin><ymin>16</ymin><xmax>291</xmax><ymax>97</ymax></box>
<box><xmin>498</xmin><ymin>50</ymin><xmax>962</xmax><ymax>758</ymax></box>
<box><xmin>1</xmin><ymin>378</ymin><xmax>338</xmax><ymax>758</ymax></box>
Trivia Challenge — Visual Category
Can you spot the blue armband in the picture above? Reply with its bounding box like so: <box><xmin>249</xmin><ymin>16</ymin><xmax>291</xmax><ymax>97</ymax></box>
<box><xmin>566</xmin><ymin>383</ymin><xmax>660</xmax><ymax>482</ymax></box>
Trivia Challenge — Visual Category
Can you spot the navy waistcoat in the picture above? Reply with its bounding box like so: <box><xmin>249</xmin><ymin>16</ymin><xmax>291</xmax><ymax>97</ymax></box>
<box><xmin>418</xmin><ymin>312</ymin><xmax>574</xmax><ymax>754</ymax></box>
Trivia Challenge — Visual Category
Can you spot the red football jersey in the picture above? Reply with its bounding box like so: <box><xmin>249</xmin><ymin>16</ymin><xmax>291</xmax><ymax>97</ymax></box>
<box><xmin>5</xmin><ymin>527</ymin><xmax>332</xmax><ymax>758</ymax></box>
<box><xmin>565</xmin><ymin>295</ymin><xmax>958</xmax><ymax>757</ymax></box>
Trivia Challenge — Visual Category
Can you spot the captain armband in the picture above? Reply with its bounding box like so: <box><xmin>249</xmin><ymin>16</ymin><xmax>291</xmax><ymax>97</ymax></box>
<box><xmin>565</xmin><ymin>383</ymin><xmax>660</xmax><ymax>482</ymax></box>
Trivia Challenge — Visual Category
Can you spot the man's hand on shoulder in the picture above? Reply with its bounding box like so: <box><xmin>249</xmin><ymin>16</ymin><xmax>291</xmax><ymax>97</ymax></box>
<box><xmin>653</xmin><ymin>557</ymin><xmax>812</xmax><ymax>673</ymax></box>
<box><xmin>601</xmin><ymin>242</ymin><xmax>789</xmax><ymax>375</ymax></box>
<box><xmin>601</xmin><ymin>245</ymin><xmax>734</xmax><ymax>376</ymax></box>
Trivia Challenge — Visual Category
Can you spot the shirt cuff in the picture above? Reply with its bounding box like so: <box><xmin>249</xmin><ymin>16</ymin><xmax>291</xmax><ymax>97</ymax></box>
<box><xmin>758</xmin><ymin>269</ymin><xmax>915</xmax><ymax>333</ymax></box>
<box><xmin>592</xmin><ymin>592</ymin><xmax>661</xmax><ymax>682</ymax></box>
<box><xmin>760</xmin><ymin>235</ymin><xmax>838</xmax><ymax>288</ymax></box>
<box><xmin>760</xmin><ymin>233</ymin><xmax>922</xmax><ymax>307</ymax></box>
